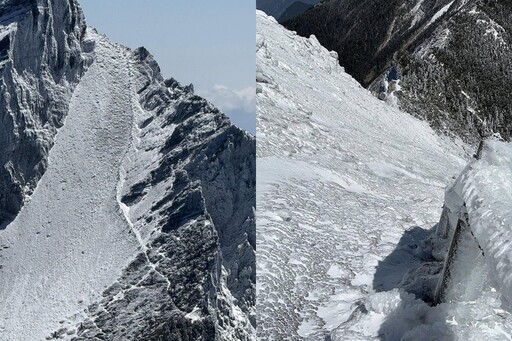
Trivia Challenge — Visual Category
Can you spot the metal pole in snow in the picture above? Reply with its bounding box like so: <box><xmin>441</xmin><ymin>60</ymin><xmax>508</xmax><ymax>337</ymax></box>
<box><xmin>433</xmin><ymin>218</ymin><xmax>466</xmax><ymax>305</ymax></box>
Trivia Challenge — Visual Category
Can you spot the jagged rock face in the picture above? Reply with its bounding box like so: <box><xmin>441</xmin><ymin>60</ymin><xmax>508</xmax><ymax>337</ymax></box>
<box><xmin>0</xmin><ymin>0</ymin><xmax>88</xmax><ymax>227</ymax></box>
<box><xmin>286</xmin><ymin>0</ymin><xmax>512</xmax><ymax>143</ymax></box>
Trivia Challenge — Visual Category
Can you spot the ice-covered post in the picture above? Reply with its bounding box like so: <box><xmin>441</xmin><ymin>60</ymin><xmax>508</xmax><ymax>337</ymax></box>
<box><xmin>436</xmin><ymin>205</ymin><xmax>450</xmax><ymax>239</ymax></box>
<box><xmin>474</xmin><ymin>140</ymin><xmax>485</xmax><ymax>160</ymax></box>
<box><xmin>433</xmin><ymin>217</ymin><xmax>467</xmax><ymax>305</ymax></box>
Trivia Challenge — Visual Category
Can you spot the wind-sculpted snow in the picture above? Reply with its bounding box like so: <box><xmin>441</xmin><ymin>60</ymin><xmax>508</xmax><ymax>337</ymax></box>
<box><xmin>255</xmin><ymin>10</ymin><xmax>512</xmax><ymax>340</ymax></box>
<box><xmin>0</xmin><ymin>0</ymin><xmax>89</xmax><ymax>228</ymax></box>
<box><xmin>389</xmin><ymin>139</ymin><xmax>512</xmax><ymax>340</ymax></box>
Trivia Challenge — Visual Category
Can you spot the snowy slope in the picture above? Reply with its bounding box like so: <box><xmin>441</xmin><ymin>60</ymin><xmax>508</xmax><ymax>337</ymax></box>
<box><xmin>256</xmin><ymin>11</ymin><xmax>479</xmax><ymax>340</ymax></box>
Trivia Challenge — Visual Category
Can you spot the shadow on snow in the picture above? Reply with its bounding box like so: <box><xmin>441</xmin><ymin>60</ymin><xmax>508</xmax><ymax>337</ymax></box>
<box><xmin>372</xmin><ymin>225</ymin><xmax>454</xmax><ymax>340</ymax></box>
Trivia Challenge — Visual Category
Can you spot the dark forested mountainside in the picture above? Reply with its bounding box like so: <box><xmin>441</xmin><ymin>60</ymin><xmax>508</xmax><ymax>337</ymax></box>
<box><xmin>286</xmin><ymin>0</ymin><xmax>512</xmax><ymax>143</ymax></box>
<box><xmin>285</xmin><ymin>0</ymin><xmax>456</xmax><ymax>86</ymax></box>
<box><xmin>278</xmin><ymin>1</ymin><xmax>315</xmax><ymax>23</ymax></box>
<box><xmin>257</xmin><ymin>0</ymin><xmax>319</xmax><ymax>20</ymax></box>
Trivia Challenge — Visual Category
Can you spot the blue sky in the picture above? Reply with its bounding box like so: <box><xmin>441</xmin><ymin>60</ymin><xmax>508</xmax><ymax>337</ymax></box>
<box><xmin>79</xmin><ymin>0</ymin><xmax>256</xmax><ymax>133</ymax></box>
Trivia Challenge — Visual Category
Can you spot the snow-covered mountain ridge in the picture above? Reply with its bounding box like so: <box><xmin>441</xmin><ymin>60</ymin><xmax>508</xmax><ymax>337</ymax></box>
<box><xmin>0</xmin><ymin>1</ymin><xmax>255</xmax><ymax>340</ymax></box>
<box><xmin>257</xmin><ymin>10</ymin><xmax>512</xmax><ymax>340</ymax></box>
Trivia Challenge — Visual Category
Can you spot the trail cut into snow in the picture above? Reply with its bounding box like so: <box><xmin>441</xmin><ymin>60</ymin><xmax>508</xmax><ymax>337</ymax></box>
<box><xmin>254</xmin><ymin>10</ymin><xmax>509</xmax><ymax>340</ymax></box>
<box><xmin>0</xmin><ymin>29</ymin><xmax>139</xmax><ymax>340</ymax></box>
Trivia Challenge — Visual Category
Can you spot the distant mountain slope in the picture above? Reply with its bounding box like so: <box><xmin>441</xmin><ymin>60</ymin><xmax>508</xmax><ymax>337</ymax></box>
<box><xmin>285</xmin><ymin>0</ymin><xmax>512</xmax><ymax>143</ymax></box>
<box><xmin>278</xmin><ymin>1</ymin><xmax>314</xmax><ymax>23</ymax></box>
<box><xmin>257</xmin><ymin>0</ymin><xmax>319</xmax><ymax>20</ymax></box>
<box><xmin>255</xmin><ymin>10</ymin><xmax>485</xmax><ymax>340</ymax></box>
<box><xmin>0</xmin><ymin>1</ymin><xmax>255</xmax><ymax>340</ymax></box>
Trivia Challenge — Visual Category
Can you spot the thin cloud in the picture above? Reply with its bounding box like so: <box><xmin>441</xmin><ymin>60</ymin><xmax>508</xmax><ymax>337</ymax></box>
<box><xmin>200</xmin><ymin>84</ymin><xmax>256</xmax><ymax>115</ymax></box>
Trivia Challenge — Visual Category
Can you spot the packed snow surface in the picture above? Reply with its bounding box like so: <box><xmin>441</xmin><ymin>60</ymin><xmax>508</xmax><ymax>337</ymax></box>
<box><xmin>256</xmin><ymin>10</ymin><xmax>512</xmax><ymax>340</ymax></box>
<box><xmin>0</xmin><ymin>30</ymin><xmax>139</xmax><ymax>340</ymax></box>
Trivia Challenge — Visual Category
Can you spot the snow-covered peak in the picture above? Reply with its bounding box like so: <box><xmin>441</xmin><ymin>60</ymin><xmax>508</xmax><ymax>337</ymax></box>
<box><xmin>0</xmin><ymin>2</ymin><xmax>255</xmax><ymax>340</ymax></box>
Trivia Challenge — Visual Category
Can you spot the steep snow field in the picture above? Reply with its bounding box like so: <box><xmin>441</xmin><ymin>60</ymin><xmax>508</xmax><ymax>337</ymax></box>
<box><xmin>256</xmin><ymin>11</ymin><xmax>512</xmax><ymax>340</ymax></box>
<box><xmin>0</xmin><ymin>30</ymin><xmax>140</xmax><ymax>340</ymax></box>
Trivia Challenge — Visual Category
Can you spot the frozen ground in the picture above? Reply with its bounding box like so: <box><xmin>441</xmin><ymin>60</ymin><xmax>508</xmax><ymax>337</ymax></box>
<box><xmin>256</xmin><ymin>11</ymin><xmax>512</xmax><ymax>340</ymax></box>
<box><xmin>0</xmin><ymin>30</ymin><xmax>139</xmax><ymax>340</ymax></box>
